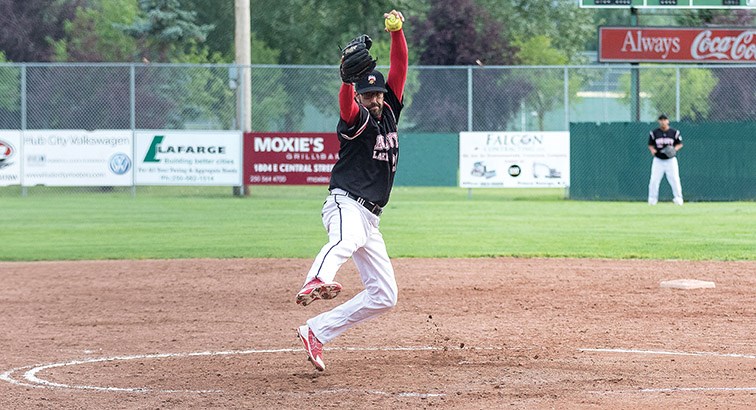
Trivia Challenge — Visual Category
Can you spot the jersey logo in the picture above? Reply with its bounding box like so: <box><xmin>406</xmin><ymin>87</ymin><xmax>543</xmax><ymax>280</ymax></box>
<box><xmin>655</xmin><ymin>137</ymin><xmax>675</xmax><ymax>148</ymax></box>
<box><xmin>372</xmin><ymin>132</ymin><xmax>399</xmax><ymax>172</ymax></box>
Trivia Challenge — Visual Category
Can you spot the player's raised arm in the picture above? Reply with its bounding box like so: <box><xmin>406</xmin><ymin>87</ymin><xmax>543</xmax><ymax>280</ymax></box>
<box><xmin>339</xmin><ymin>83</ymin><xmax>360</xmax><ymax>126</ymax></box>
<box><xmin>384</xmin><ymin>10</ymin><xmax>407</xmax><ymax>101</ymax></box>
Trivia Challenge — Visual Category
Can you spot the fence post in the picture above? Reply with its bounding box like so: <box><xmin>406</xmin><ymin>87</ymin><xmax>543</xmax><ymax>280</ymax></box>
<box><xmin>467</xmin><ymin>66</ymin><xmax>473</xmax><ymax>199</ymax></box>
<box><xmin>130</xmin><ymin>64</ymin><xmax>136</xmax><ymax>198</ymax></box>
<box><xmin>564</xmin><ymin>66</ymin><xmax>569</xmax><ymax>131</ymax></box>
<box><xmin>564</xmin><ymin>66</ymin><xmax>570</xmax><ymax>199</ymax></box>
<box><xmin>20</xmin><ymin>64</ymin><xmax>27</xmax><ymax>197</ymax></box>
<box><xmin>675</xmin><ymin>66</ymin><xmax>681</xmax><ymax>122</ymax></box>
<box><xmin>467</xmin><ymin>66</ymin><xmax>473</xmax><ymax>132</ymax></box>
<box><xmin>630</xmin><ymin>7</ymin><xmax>640</xmax><ymax>121</ymax></box>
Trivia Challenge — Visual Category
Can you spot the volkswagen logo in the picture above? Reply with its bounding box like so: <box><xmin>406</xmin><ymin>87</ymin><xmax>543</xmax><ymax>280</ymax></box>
<box><xmin>109</xmin><ymin>153</ymin><xmax>132</xmax><ymax>175</ymax></box>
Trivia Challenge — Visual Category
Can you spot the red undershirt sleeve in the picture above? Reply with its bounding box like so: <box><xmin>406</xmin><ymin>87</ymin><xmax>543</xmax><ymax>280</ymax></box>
<box><xmin>387</xmin><ymin>29</ymin><xmax>408</xmax><ymax>102</ymax></box>
<box><xmin>339</xmin><ymin>83</ymin><xmax>360</xmax><ymax>126</ymax></box>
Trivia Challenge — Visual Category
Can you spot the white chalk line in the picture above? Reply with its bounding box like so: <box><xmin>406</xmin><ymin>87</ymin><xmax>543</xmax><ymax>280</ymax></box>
<box><xmin>581</xmin><ymin>347</ymin><xmax>756</xmax><ymax>394</ymax></box>
<box><xmin>580</xmin><ymin>348</ymin><xmax>756</xmax><ymax>360</ymax></box>
<box><xmin>1</xmin><ymin>345</ymin><xmax>490</xmax><ymax>395</ymax></box>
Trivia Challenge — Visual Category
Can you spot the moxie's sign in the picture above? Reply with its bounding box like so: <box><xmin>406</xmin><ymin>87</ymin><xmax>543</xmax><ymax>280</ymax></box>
<box><xmin>244</xmin><ymin>132</ymin><xmax>340</xmax><ymax>185</ymax></box>
<box><xmin>599</xmin><ymin>27</ymin><xmax>756</xmax><ymax>63</ymax></box>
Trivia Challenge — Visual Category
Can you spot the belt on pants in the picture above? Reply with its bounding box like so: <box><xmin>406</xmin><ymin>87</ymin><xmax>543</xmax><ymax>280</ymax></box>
<box><xmin>331</xmin><ymin>189</ymin><xmax>383</xmax><ymax>216</ymax></box>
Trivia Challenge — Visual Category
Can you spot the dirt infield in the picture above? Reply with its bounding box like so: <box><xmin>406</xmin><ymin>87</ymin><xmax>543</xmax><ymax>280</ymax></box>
<box><xmin>1</xmin><ymin>258</ymin><xmax>754</xmax><ymax>409</ymax></box>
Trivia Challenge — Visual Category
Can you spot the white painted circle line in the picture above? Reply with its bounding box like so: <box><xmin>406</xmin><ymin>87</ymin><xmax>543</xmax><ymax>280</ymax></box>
<box><xmin>580</xmin><ymin>348</ymin><xmax>756</xmax><ymax>360</ymax></box>
<box><xmin>640</xmin><ymin>387</ymin><xmax>756</xmax><ymax>393</ymax></box>
<box><xmin>581</xmin><ymin>347</ymin><xmax>756</xmax><ymax>394</ymax></box>
<box><xmin>2</xmin><ymin>345</ymin><xmax>481</xmax><ymax>394</ymax></box>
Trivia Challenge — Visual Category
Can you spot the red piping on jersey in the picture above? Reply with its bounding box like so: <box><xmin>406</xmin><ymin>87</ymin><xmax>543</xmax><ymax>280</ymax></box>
<box><xmin>339</xmin><ymin>29</ymin><xmax>408</xmax><ymax>127</ymax></box>
<box><xmin>383</xmin><ymin>100</ymin><xmax>396</xmax><ymax>123</ymax></box>
<box><xmin>341</xmin><ymin>114</ymin><xmax>370</xmax><ymax>141</ymax></box>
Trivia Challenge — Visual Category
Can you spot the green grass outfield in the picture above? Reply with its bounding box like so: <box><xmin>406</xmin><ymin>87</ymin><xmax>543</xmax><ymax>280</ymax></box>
<box><xmin>1</xmin><ymin>186</ymin><xmax>754</xmax><ymax>261</ymax></box>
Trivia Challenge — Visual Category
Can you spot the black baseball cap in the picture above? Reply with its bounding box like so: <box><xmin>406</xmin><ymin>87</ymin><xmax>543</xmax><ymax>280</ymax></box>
<box><xmin>658</xmin><ymin>113</ymin><xmax>669</xmax><ymax>120</ymax></box>
<box><xmin>355</xmin><ymin>70</ymin><xmax>387</xmax><ymax>94</ymax></box>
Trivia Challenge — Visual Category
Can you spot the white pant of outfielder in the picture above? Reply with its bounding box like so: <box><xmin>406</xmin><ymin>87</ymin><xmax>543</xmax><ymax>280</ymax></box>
<box><xmin>648</xmin><ymin>157</ymin><xmax>683</xmax><ymax>205</ymax></box>
<box><xmin>303</xmin><ymin>189</ymin><xmax>398</xmax><ymax>344</ymax></box>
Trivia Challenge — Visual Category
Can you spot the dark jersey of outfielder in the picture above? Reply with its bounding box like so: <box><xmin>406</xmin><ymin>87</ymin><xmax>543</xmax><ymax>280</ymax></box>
<box><xmin>330</xmin><ymin>85</ymin><xmax>403</xmax><ymax>207</ymax></box>
<box><xmin>648</xmin><ymin>127</ymin><xmax>682</xmax><ymax>159</ymax></box>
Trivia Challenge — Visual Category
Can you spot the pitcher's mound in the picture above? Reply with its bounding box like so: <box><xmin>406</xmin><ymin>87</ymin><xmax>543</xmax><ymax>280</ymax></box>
<box><xmin>660</xmin><ymin>279</ymin><xmax>716</xmax><ymax>289</ymax></box>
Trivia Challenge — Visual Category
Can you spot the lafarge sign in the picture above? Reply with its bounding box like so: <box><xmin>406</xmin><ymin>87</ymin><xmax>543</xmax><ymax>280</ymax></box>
<box><xmin>135</xmin><ymin>131</ymin><xmax>242</xmax><ymax>186</ymax></box>
<box><xmin>599</xmin><ymin>27</ymin><xmax>756</xmax><ymax>63</ymax></box>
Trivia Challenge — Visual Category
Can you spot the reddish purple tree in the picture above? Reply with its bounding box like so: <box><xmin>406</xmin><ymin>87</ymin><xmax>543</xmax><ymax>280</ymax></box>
<box><xmin>406</xmin><ymin>0</ymin><xmax>529</xmax><ymax>132</ymax></box>
<box><xmin>0</xmin><ymin>0</ymin><xmax>85</xmax><ymax>62</ymax></box>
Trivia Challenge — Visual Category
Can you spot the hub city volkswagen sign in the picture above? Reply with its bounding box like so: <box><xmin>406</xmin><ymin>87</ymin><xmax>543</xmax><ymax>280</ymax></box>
<box><xmin>599</xmin><ymin>27</ymin><xmax>756</xmax><ymax>63</ymax></box>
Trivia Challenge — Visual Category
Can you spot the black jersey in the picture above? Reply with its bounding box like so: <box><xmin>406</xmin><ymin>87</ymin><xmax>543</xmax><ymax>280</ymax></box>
<box><xmin>330</xmin><ymin>85</ymin><xmax>403</xmax><ymax>207</ymax></box>
<box><xmin>648</xmin><ymin>127</ymin><xmax>682</xmax><ymax>159</ymax></box>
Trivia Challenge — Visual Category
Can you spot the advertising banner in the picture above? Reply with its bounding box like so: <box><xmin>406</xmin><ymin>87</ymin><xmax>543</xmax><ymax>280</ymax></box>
<box><xmin>0</xmin><ymin>130</ymin><xmax>21</xmax><ymax>186</ymax></box>
<box><xmin>244</xmin><ymin>132</ymin><xmax>340</xmax><ymax>185</ymax></box>
<box><xmin>459</xmin><ymin>132</ymin><xmax>570</xmax><ymax>188</ymax></box>
<box><xmin>22</xmin><ymin>130</ymin><xmax>133</xmax><ymax>186</ymax></box>
<box><xmin>599</xmin><ymin>27</ymin><xmax>756</xmax><ymax>63</ymax></box>
<box><xmin>135</xmin><ymin>131</ymin><xmax>242</xmax><ymax>186</ymax></box>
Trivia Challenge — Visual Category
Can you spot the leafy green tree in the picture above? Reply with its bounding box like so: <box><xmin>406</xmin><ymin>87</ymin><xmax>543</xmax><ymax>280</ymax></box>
<box><xmin>169</xmin><ymin>46</ymin><xmax>237</xmax><ymax>129</ymax></box>
<box><xmin>51</xmin><ymin>0</ymin><xmax>139</xmax><ymax>62</ymax></box>
<box><xmin>247</xmin><ymin>0</ymin><xmax>420</xmax><ymax>130</ymax></box>
<box><xmin>620</xmin><ymin>68</ymin><xmax>717</xmax><ymax>121</ymax></box>
<box><xmin>119</xmin><ymin>0</ymin><xmax>214</xmax><ymax>62</ymax></box>
<box><xmin>479</xmin><ymin>0</ymin><xmax>594</xmax><ymax>63</ymax></box>
<box><xmin>184</xmin><ymin>0</ymin><xmax>235</xmax><ymax>61</ymax></box>
<box><xmin>250</xmin><ymin>0</ymin><xmax>417</xmax><ymax>65</ymax></box>
<box><xmin>676</xmin><ymin>9</ymin><xmax>755</xmax><ymax>27</ymax></box>
<box><xmin>516</xmin><ymin>36</ymin><xmax>581</xmax><ymax>131</ymax></box>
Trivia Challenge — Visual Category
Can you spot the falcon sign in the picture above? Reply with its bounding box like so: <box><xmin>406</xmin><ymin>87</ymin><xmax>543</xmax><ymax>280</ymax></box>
<box><xmin>599</xmin><ymin>27</ymin><xmax>756</xmax><ymax>63</ymax></box>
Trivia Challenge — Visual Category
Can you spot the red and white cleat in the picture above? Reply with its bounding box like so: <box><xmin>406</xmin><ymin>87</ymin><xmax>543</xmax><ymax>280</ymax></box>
<box><xmin>297</xmin><ymin>324</ymin><xmax>325</xmax><ymax>371</ymax></box>
<box><xmin>296</xmin><ymin>278</ymin><xmax>342</xmax><ymax>306</ymax></box>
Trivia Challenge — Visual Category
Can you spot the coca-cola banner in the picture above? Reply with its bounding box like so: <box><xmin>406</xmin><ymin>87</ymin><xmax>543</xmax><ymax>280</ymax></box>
<box><xmin>244</xmin><ymin>132</ymin><xmax>340</xmax><ymax>185</ymax></box>
<box><xmin>599</xmin><ymin>27</ymin><xmax>756</xmax><ymax>63</ymax></box>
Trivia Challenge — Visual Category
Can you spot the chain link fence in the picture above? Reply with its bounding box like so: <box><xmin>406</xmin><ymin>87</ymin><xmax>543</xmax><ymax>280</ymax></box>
<box><xmin>1</xmin><ymin>63</ymin><xmax>755</xmax><ymax>198</ymax></box>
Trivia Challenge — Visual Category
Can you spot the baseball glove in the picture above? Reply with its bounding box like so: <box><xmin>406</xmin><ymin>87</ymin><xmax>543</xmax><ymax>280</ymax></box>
<box><xmin>659</xmin><ymin>145</ymin><xmax>677</xmax><ymax>159</ymax></box>
<box><xmin>340</xmin><ymin>35</ymin><xmax>377</xmax><ymax>84</ymax></box>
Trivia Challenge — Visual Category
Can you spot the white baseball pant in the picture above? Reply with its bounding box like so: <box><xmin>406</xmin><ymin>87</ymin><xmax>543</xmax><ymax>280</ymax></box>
<box><xmin>304</xmin><ymin>190</ymin><xmax>398</xmax><ymax>344</ymax></box>
<box><xmin>648</xmin><ymin>157</ymin><xmax>683</xmax><ymax>205</ymax></box>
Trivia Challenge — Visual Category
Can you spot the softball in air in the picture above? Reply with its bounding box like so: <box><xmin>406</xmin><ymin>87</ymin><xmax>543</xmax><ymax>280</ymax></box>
<box><xmin>385</xmin><ymin>14</ymin><xmax>402</xmax><ymax>32</ymax></box>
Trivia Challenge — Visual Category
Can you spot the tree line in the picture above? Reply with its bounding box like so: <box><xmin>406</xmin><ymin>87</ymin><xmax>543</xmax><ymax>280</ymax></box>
<box><xmin>0</xmin><ymin>0</ymin><xmax>753</xmax><ymax>130</ymax></box>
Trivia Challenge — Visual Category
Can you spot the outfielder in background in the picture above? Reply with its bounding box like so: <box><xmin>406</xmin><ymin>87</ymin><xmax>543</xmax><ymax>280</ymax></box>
<box><xmin>647</xmin><ymin>113</ymin><xmax>684</xmax><ymax>206</ymax></box>
<box><xmin>295</xmin><ymin>10</ymin><xmax>407</xmax><ymax>371</ymax></box>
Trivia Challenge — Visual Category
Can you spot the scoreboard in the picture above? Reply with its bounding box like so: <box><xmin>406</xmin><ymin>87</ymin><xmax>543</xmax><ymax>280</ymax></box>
<box><xmin>580</xmin><ymin>0</ymin><xmax>756</xmax><ymax>7</ymax></box>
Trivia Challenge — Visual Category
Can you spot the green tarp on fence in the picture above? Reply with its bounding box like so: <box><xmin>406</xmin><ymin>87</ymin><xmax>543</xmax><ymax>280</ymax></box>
<box><xmin>570</xmin><ymin>122</ymin><xmax>756</xmax><ymax>201</ymax></box>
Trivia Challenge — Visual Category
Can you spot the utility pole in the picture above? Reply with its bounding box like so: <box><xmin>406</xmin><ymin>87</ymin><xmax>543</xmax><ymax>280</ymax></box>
<box><xmin>235</xmin><ymin>0</ymin><xmax>252</xmax><ymax>132</ymax></box>
<box><xmin>630</xmin><ymin>7</ymin><xmax>640</xmax><ymax>122</ymax></box>
<box><xmin>235</xmin><ymin>0</ymin><xmax>251</xmax><ymax>196</ymax></box>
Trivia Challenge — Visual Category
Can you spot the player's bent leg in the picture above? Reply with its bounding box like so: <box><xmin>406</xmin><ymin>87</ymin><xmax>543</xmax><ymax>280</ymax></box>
<box><xmin>297</xmin><ymin>196</ymin><xmax>369</xmax><ymax>306</ymax></box>
<box><xmin>305</xmin><ymin>230</ymin><xmax>397</xmax><ymax>344</ymax></box>
<box><xmin>353</xmin><ymin>231</ymin><xmax>398</xmax><ymax>312</ymax></box>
